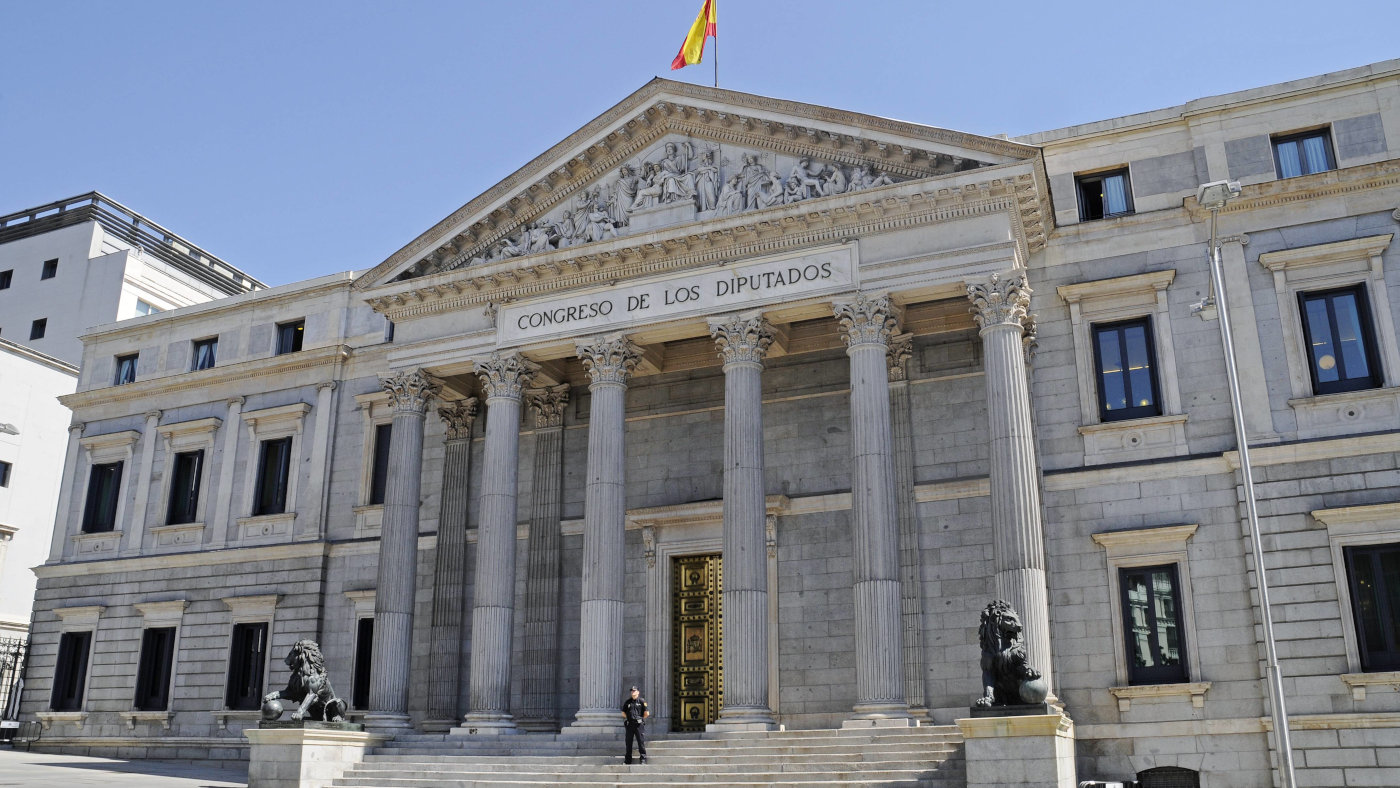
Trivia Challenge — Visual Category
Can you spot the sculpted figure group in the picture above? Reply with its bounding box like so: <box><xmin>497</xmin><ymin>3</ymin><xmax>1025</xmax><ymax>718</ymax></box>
<box><xmin>470</xmin><ymin>141</ymin><xmax>904</xmax><ymax>265</ymax></box>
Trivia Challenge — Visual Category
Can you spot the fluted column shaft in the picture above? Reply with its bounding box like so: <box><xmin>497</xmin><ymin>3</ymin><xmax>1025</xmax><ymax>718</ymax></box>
<box><xmin>466</xmin><ymin>354</ymin><xmax>537</xmax><ymax>730</ymax></box>
<box><xmin>368</xmin><ymin>370</ymin><xmax>440</xmax><ymax>729</ymax></box>
<box><xmin>834</xmin><ymin>294</ymin><xmax>910</xmax><ymax>720</ymax></box>
<box><xmin>710</xmin><ymin>314</ymin><xmax>777</xmax><ymax>729</ymax></box>
<box><xmin>887</xmin><ymin>335</ymin><xmax>928</xmax><ymax>717</ymax></box>
<box><xmin>519</xmin><ymin>385</ymin><xmax>569</xmax><ymax>730</ymax></box>
<box><xmin>968</xmin><ymin>272</ymin><xmax>1053</xmax><ymax>687</ymax></box>
<box><xmin>425</xmin><ymin>400</ymin><xmax>477</xmax><ymax>731</ymax></box>
<box><xmin>567</xmin><ymin>335</ymin><xmax>642</xmax><ymax>732</ymax></box>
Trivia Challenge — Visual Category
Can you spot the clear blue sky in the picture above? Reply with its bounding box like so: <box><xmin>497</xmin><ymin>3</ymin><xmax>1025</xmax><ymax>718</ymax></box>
<box><xmin>2</xmin><ymin>1</ymin><xmax>1396</xmax><ymax>286</ymax></box>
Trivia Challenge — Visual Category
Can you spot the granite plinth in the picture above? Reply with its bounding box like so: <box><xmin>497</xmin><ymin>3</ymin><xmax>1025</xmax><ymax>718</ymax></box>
<box><xmin>969</xmin><ymin>701</ymin><xmax>1056</xmax><ymax>717</ymax></box>
<box><xmin>259</xmin><ymin>719</ymin><xmax>365</xmax><ymax>731</ymax></box>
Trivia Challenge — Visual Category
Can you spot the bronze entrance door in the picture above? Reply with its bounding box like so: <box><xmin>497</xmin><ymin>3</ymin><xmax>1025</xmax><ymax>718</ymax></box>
<box><xmin>671</xmin><ymin>553</ymin><xmax>722</xmax><ymax>732</ymax></box>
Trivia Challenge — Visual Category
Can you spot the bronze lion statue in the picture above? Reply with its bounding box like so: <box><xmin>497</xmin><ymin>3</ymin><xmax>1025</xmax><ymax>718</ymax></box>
<box><xmin>973</xmin><ymin>600</ymin><xmax>1049</xmax><ymax>708</ymax></box>
<box><xmin>261</xmin><ymin>639</ymin><xmax>347</xmax><ymax>722</ymax></box>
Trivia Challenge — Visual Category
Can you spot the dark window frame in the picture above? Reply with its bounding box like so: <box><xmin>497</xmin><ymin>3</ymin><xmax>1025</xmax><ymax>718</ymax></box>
<box><xmin>1272</xmin><ymin>127</ymin><xmax>1336</xmax><ymax>179</ymax></box>
<box><xmin>275</xmin><ymin>320</ymin><xmax>305</xmax><ymax>355</ymax></box>
<box><xmin>166</xmin><ymin>449</ymin><xmax>204</xmax><ymax>525</ymax></box>
<box><xmin>1092</xmin><ymin>317</ymin><xmax>1163</xmax><ymax>422</ymax></box>
<box><xmin>191</xmin><ymin>337</ymin><xmax>218</xmax><ymax>371</ymax></box>
<box><xmin>0</xmin><ymin>460</ymin><xmax>10</xmax><ymax>488</ymax></box>
<box><xmin>352</xmin><ymin>617</ymin><xmax>373</xmax><ymax>709</ymax></box>
<box><xmin>0</xmin><ymin>269</ymin><xmax>12</xmax><ymax>289</ymax></box>
<box><xmin>1298</xmin><ymin>284</ymin><xmax>1383</xmax><ymax>396</ymax></box>
<box><xmin>29</xmin><ymin>318</ymin><xmax>46</xmax><ymax>340</ymax></box>
<box><xmin>114</xmin><ymin>354</ymin><xmax>138</xmax><ymax>386</ymax></box>
<box><xmin>1119</xmin><ymin>563</ymin><xmax>1190</xmax><ymax>685</ymax></box>
<box><xmin>133</xmin><ymin>626</ymin><xmax>177</xmax><ymax>711</ymax></box>
<box><xmin>82</xmin><ymin>461</ymin><xmax>124</xmax><ymax>533</ymax></box>
<box><xmin>1075</xmin><ymin>167</ymin><xmax>1134</xmax><ymax>221</ymax></box>
<box><xmin>40</xmin><ymin>259</ymin><xmax>58</xmax><ymax>280</ymax></box>
<box><xmin>1345</xmin><ymin>542</ymin><xmax>1400</xmax><ymax>672</ymax></box>
<box><xmin>253</xmin><ymin>437</ymin><xmax>293</xmax><ymax>516</ymax></box>
<box><xmin>225</xmin><ymin>622</ymin><xmax>269</xmax><ymax>710</ymax></box>
<box><xmin>51</xmin><ymin>631</ymin><xmax>92</xmax><ymax>711</ymax></box>
<box><xmin>368</xmin><ymin>422</ymin><xmax>393</xmax><ymax>506</ymax></box>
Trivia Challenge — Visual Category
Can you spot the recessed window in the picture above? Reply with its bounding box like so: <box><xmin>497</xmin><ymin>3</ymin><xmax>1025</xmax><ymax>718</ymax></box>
<box><xmin>166</xmin><ymin>450</ymin><xmax>204</xmax><ymax>525</ymax></box>
<box><xmin>82</xmin><ymin>461</ymin><xmax>124</xmax><ymax>533</ymax></box>
<box><xmin>276</xmin><ymin>320</ymin><xmax>305</xmax><ymax>355</ymax></box>
<box><xmin>368</xmin><ymin>423</ymin><xmax>393</xmax><ymax>506</ymax></box>
<box><xmin>1273</xmin><ymin>128</ymin><xmax>1335</xmax><ymax>178</ymax></box>
<box><xmin>0</xmin><ymin>460</ymin><xmax>10</xmax><ymax>487</ymax></box>
<box><xmin>1076</xmin><ymin>168</ymin><xmax>1133</xmax><ymax>221</ymax></box>
<box><xmin>29</xmin><ymin>318</ymin><xmax>47</xmax><ymax>340</ymax></box>
<box><xmin>114</xmin><ymin>354</ymin><xmax>138</xmax><ymax>386</ymax></box>
<box><xmin>1299</xmin><ymin>285</ymin><xmax>1382</xmax><ymax>395</ymax></box>
<box><xmin>1120</xmin><ymin>564</ymin><xmax>1188</xmax><ymax>684</ymax></box>
<box><xmin>1092</xmin><ymin>318</ymin><xmax>1161</xmax><ymax>422</ymax></box>
<box><xmin>225</xmin><ymin>622</ymin><xmax>268</xmax><ymax>710</ymax></box>
<box><xmin>40</xmin><ymin>259</ymin><xmax>58</xmax><ymax>280</ymax></box>
<box><xmin>1345</xmin><ymin>542</ymin><xmax>1400</xmax><ymax>671</ymax></box>
<box><xmin>253</xmin><ymin>437</ymin><xmax>293</xmax><ymax>516</ymax></box>
<box><xmin>352</xmin><ymin>617</ymin><xmax>374</xmax><ymax>710</ymax></box>
<box><xmin>51</xmin><ymin>631</ymin><xmax>92</xmax><ymax>711</ymax></box>
<box><xmin>0</xmin><ymin>270</ymin><xmax>12</xmax><ymax>289</ymax></box>
<box><xmin>133</xmin><ymin>627</ymin><xmax>177</xmax><ymax>711</ymax></box>
<box><xmin>384</xmin><ymin>319</ymin><xmax>395</xmax><ymax>343</ymax></box>
<box><xmin>135</xmin><ymin>300</ymin><xmax>160</xmax><ymax>317</ymax></box>
<box><xmin>191</xmin><ymin>338</ymin><xmax>218</xmax><ymax>371</ymax></box>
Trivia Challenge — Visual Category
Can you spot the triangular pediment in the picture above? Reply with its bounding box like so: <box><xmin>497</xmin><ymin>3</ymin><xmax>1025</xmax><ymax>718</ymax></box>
<box><xmin>356</xmin><ymin>79</ymin><xmax>1042</xmax><ymax>291</ymax></box>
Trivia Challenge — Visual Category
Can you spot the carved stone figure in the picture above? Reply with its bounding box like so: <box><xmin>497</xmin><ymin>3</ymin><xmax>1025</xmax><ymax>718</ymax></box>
<box><xmin>754</xmin><ymin>171</ymin><xmax>785</xmax><ymax>209</ymax></box>
<box><xmin>821</xmin><ymin>164</ymin><xmax>848</xmax><ymax>196</ymax></box>
<box><xmin>611</xmin><ymin>165</ymin><xmax>643</xmax><ymax>225</ymax></box>
<box><xmin>526</xmin><ymin>222</ymin><xmax>553</xmax><ymax>254</ymax></box>
<box><xmin>787</xmin><ymin>157</ymin><xmax>824</xmax><ymax>201</ymax></box>
<box><xmin>657</xmin><ymin>141</ymin><xmax>697</xmax><ymax>204</ymax></box>
<box><xmin>739</xmin><ymin>154</ymin><xmax>771</xmax><ymax>210</ymax></box>
<box><xmin>972</xmin><ymin>600</ymin><xmax>1049</xmax><ymax>709</ymax></box>
<box><xmin>261</xmin><ymin>639</ymin><xmax>348</xmax><ymax>722</ymax></box>
<box><xmin>630</xmin><ymin>162</ymin><xmax>666</xmax><ymax>211</ymax></box>
<box><xmin>581</xmin><ymin>193</ymin><xmax>620</xmax><ymax>242</ymax></box>
<box><xmin>693</xmin><ymin>150</ymin><xmax>721</xmax><ymax>211</ymax></box>
<box><xmin>849</xmin><ymin>165</ymin><xmax>896</xmax><ymax>192</ymax></box>
<box><xmin>716</xmin><ymin>174</ymin><xmax>745</xmax><ymax>216</ymax></box>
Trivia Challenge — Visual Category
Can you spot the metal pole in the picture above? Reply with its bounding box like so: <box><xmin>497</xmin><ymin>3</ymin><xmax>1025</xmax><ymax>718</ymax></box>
<box><xmin>1205</xmin><ymin>207</ymin><xmax>1297</xmax><ymax>788</ymax></box>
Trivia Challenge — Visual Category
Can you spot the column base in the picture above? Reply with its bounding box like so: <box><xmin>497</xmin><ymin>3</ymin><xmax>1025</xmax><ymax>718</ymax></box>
<box><xmin>956</xmin><ymin>712</ymin><xmax>1076</xmax><ymax>788</ymax></box>
<box><xmin>360</xmin><ymin>712</ymin><xmax>414</xmax><ymax>733</ymax></box>
<box><xmin>515</xmin><ymin>718</ymin><xmax>560</xmax><ymax>733</ymax></box>
<box><xmin>844</xmin><ymin>701</ymin><xmax>915</xmax><ymax>728</ymax></box>
<box><xmin>454</xmin><ymin>712</ymin><xmax>518</xmax><ymax>735</ymax></box>
<box><xmin>561</xmin><ymin>710</ymin><xmax>622</xmax><ymax>735</ymax></box>
<box><xmin>708</xmin><ymin>705</ymin><xmax>778</xmax><ymax>732</ymax></box>
<box><xmin>420</xmin><ymin>718</ymin><xmax>457</xmax><ymax>733</ymax></box>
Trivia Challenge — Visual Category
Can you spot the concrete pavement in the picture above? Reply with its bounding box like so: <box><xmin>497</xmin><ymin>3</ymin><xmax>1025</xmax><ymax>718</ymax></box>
<box><xmin>0</xmin><ymin>748</ymin><xmax>247</xmax><ymax>787</ymax></box>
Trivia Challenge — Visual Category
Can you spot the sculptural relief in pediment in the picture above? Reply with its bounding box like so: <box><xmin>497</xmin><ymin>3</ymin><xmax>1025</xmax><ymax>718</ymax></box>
<box><xmin>449</xmin><ymin>136</ymin><xmax>949</xmax><ymax>271</ymax></box>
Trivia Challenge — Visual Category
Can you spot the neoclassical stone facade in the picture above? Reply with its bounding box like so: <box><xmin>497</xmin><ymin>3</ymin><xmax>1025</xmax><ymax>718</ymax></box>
<box><xmin>19</xmin><ymin>60</ymin><xmax>1400</xmax><ymax>786</ymax></box>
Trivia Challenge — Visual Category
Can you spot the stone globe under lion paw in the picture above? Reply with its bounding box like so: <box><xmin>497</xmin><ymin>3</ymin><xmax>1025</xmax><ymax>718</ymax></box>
<box><xmin>260</xmin><ymin>698</ymin><xmax>284</xmax><ymax>721</ymax></box>
<box><xmin>1020</xmin><ymin>677</ymin><xmax>1049</xmax><ymax>705</ymax></box>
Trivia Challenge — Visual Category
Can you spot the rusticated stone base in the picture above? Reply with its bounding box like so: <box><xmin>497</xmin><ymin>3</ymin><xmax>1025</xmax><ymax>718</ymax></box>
<box><xmin>957</xmin><ymin>712</ymin><xmax>1076</xmax><ymax>788</ymax></box>
<box><xmin>245</xmin><ymin>726</ymin><xmax>384</xmax><ymax>788</ymax></box>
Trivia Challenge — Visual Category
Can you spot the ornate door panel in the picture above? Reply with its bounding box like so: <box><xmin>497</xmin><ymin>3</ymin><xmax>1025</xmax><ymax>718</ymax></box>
<box><xmin>672</xmin><ymin>553</ymin><xmax>722</xmax><ymax>732</ymax></box>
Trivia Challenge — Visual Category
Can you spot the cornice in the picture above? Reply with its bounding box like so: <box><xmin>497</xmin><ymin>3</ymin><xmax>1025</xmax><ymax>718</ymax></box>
<box><xmin>365</xmin><ymin>165</ymin><xmax>1046</xmax><ymax>323</ymax></box>
<box><xmin>1184</xmin><ymin>159</ymin><xmax>1400</xmax><ymax>221</ymax></box>
<box><xmin>1258</xmin><ymin>233</ymin><xmax>1393</xmax><ymax>272</ymax></box>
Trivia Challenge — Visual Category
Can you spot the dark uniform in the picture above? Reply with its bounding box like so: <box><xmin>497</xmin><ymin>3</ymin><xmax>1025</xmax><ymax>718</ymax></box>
<box><xmin>621</xmin><ymin>692</ymin><xmax>648</xmax><ymax>764</ymax></box>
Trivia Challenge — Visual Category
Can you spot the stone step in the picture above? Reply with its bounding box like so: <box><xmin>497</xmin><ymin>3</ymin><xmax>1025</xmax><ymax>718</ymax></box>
<box><xmin>335</xmin><ymin>782</ymin><xmax>950</xmax><ymax>788</ymax></box>
<box><xmin>349</xmin><ymin>757</ymin><xmax>961</xmax><ymax>773</ymax></box>
<box><xmin>333</xmin><ymin>771</ymin><xmax>961</xmax><ymax>787</ymax></box>
<box><xmin>371</xmin><ymin>741</ymin><xmax>959</xmax><ymax>757</ymax></box>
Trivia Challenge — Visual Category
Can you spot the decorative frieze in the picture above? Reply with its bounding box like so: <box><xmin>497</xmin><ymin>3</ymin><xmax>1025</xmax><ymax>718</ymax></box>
<box><xmin>381</xmin><ymin>369</ymin><xmax>441</xmax><ymax>413</ymax></box>
<box><xmin>710</xmin><ymin>314</ymin><xmax>775</xmax><ymax>367</ymax></box>
<box><xmin>576</xmin><ymin>335</ymin><xmax>643</xmax><ymax>386</ymax></box>
<box><xmin>967</xmin><ymin>271</ymin><xmax>1032</xmax><ymax>331</ymax></box>
<box><xmin>437</xmin><ymin>399</ymin><xmax>479</xmax><ymax>441</ymax></box>
<box><xmin>474</xmin><ymin>353</ymin><xmax>539</xmax><ymax>401</ymax></box>
<box><xmin>833</xmin><ymin>292</ymin><xmax>901</xmax><ymax>349</ymax></box>
<box><xmin>527</xmin><ymin>385</ymin><xmax>570</xmax><ymax>429</ymax></box>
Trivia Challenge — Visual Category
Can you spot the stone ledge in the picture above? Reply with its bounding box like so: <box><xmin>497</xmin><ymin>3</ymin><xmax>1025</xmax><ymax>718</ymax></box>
<box><xmin>1078</xmin><ymin>413</ymin><xmax>1188</xmax><ymax>466</ymax></box>
<box><xmin>213</xmin><ymin>709</ymin><xmax>264</xmax><ymax>731</ymax></box>
<box><xmin>118</xmin><ymin>710</ymin><xmax>171</xmax><ymax>730</ymax></box>
<box><xmin>1287</xmin><ymin>386</ymin><xmax>1400</xmax><ymax>440</ymax></box>
<box><xmin>36</xmin><ymin>711</ymin><xmax>87</xmax><ymax>730</ymax></box>
<box><xmin>956</xmin><ymin>712</ymin><xmax>1073</xmax><ymax>739</ymax></box>
<box><xmin>1108</xmin><ymin>681</ymin><xmax>1211</xmax><ymax>711</ymax></box>
<box><xmin>1341</xmin><ymin>671</ymin><xmax>1400</xmax><ymax>701</ymax></box>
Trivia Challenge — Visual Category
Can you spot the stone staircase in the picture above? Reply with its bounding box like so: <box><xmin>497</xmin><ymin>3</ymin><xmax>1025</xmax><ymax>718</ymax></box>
<box><xmin>331</xmin><ymin>726</ymin><xmax>965</xmax><ymax>787</ymax></box>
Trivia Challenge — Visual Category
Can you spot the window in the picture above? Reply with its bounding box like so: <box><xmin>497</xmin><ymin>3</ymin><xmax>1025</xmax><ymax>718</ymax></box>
<box><xmin>1298</xmin><ymin>285</ymin><xmax>1383</xmax><ymax>395</ymax></box>
<box><xmin>191</xmin><ymin>338</ymin><xmax>218</xmax><ymax>371</ymax></box>
<box><xmin>384</xmin><ymin>319</ymin><xmax>395</xmax><ymax>342</ymax></box>
<box><xmin>133</xmin><ymin>627</ymin><xmax>176</xmax><ymax>711</ymax></box>
<box><xmin>225</xmin><ymin>622</ymin><xmax>268</xmax><ymax>710</ymax></box>
<box><xmin>253</xmin><ymin>437</ymin><xmax>293</xmax><ymax>516</ymax></box>
<box><xmin>135</xmin><ymin>300</ymin><xmax>160</xmax><ymax>317</ymax></box>
<box><xmin>166</xmin><ymin>450</ymin><xmax>204</xmax><ymax>525</ymax></box>
<box><xmin>352</xmin><ymin>617</ymin><xmax>374</xmax><ymax>709</ymax></box>
<box><xmin>1273</xmin><ymin>129</ymin><xmax>1335</xmax><ymax>178</ymax></box>
<box><xmin>0</xmin><ymin>460</ymin><xmax>10</xmax><ymax>488</ymax></box>
<box><xmin>40</xmin><ymin>259</ymin><xmax>58</xmax><ymax>280</ymax></box>
<box><xmin>276</xmin><ymin>320</ymin><xmax>305</xmax><ymax>355</ymax></box>
<box><xmin>1120</xmin><ymin>564</ymin><xmax>1188</xmax><ymax>684</ymax></box>
<box><xmin>1076</xmin><ymin>168</ymin><xmax>1133</xmax><ymax>221</ymax></box>
<box><xmin>29</xmin><ymin>318</ymin><xmax>46</xmax><ymax>340</ymax></box>
<box><xmin>50</xmin><ymin>631</ymin><xmax>92</xmax><ymax>711</ymax></box>
<box><xmin>1092</xmin><ymin>318</ymin><xmax>1161</xmax><ymax>422</ymax></box>
<box><xmin>368</xmin><ymin>423</ymin><xmax>393</xmax><ymax>506</ymax></box>
<box><xmin>0</xmin><ymin>269</ymin><xmax>11</xmax><ymax>289</ymax></box>
<box><xmin>114</xmin><ymin>354</ymin><xmax>138</xmax><ymax>386</ymax></box>
<box><xmin>82</xmin><ymin>461</ymin><xmax>124</xmax><ymax>533</ymax></box>
<box><xmin>1345</xmin><ymin>543</ymin><xmax>1400</xmax><ymax>672</ymax></box>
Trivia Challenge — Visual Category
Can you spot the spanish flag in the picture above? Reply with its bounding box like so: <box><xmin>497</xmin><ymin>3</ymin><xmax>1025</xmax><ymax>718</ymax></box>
<box><xmin>670</xmin><ymin>0</ymin><xmax>717</xmax><ymax>70</ymax></box>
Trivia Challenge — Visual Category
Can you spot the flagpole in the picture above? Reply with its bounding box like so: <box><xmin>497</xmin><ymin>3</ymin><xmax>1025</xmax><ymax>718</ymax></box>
<box><xmin>714</xmin><ymin>33</ymin><xmax>718</xmax><ymax>87</ymax></box>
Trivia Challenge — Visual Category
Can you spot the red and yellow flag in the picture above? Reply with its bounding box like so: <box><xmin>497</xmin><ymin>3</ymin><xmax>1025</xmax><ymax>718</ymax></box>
<box><xmin>670</xmin><ymin>0</ymin><xmax>717</xmax><ymax>71</ymax></box>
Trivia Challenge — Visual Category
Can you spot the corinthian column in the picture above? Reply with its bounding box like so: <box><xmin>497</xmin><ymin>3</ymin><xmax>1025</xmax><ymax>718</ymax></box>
<box><xmin>967</xmin><ymin>271</ymin><xmax>1053</xmax><ymax>689</ymax></box>
<box><xmin>566</xmin><ymin>335</ymin><xmax>642</xmax><ymax>732</ymax></box>
<box><xmin>833</xmin><ymin>293</ymin><xmax>911</xmax><ymax>723</ymax></box>
<box><xmin>464</xmin><ymin>353</ymin><xmax>538</xmax><ymax>732</ymax></box>
<box><xmin>424</xmin><ymin>398</ymin><xmax>478</xmax><ymax>732</ymax></box>
<box><xmin>367</xmin><ymin>369</ymin><xmax>441</xmax><ymax>731</ymax></box>
<box><xmin>887</xmin><ymin>333</ymin><xmax>928</xmax><ymax>719</ymax></box>
<box><xmin>709</xmin><ymin>313</ymin><xmax>778</xmax><ymax>730</ymax></box>
<box><xmin>519</xmin><ymin>384</ymin><xmax>570</xmax><ymax>731</ymax></box>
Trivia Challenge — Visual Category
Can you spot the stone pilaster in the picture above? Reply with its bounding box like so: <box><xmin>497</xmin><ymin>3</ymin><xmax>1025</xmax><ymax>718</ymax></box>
<box><xmin>518</xmin><ymin>384</ymin><xmax>570</xmax><ymax>731</ymax></box>
<box><xmin>48</xmin><ymin>422</ymin><xmax>84</xmax><ymax>562</ymax></box>
<box><xmin>709</xmin><ymin>313</ymin><xmax>779</xmax><ymax>730</ymax></box>
<box><xmin>366</xmin><ymin>369</ymin><xmax>440</xmax><ymax>731</ymax></box>
<box><xmin>833</xmin><ymin>293</ymin><xmax>911</xmax><ymax>723</ymax></box>
<box><xmin>423</xmin><ymin>398</ymin><xmax>478</xmax><ymax>732</ymax></box>
<box><xmin>887</xmin><ymin>333</ymin><xmax>929</xmax><ymax>719</ymax></box>
<box><xmin>209</xmin><ymin>397</ymin><xmax>244</xmax><ymax>550</ymax></box>
<box><xmin>566</xmin><ymin>335</ymin><xmax>642</xmax><ymax>732</ymax></box>
<box><xmin>124</xmin><ymin>410</ymin><xmax>161</xmax><ymax>556</ymax></box>
<box><xmin>464</xmin><ymin>353</ymin><xmax>538</xmax><ymax>732</ymax></box>
<box><xmin>300</xmin><ymin>381</ymin><xmax>338</xmax><ymax>540</ymax></box>
<box><xmin>967</xmin><ymin>271</ymin><xmax>1053</xmax><ymax>689</ymax></box>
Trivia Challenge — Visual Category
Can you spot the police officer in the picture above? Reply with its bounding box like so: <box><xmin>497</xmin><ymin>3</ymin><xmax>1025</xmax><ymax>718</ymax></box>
<box><xmin>621</xmin><ymin>685</ymin><xmax>649</xmax><ymax>764</ymax></box>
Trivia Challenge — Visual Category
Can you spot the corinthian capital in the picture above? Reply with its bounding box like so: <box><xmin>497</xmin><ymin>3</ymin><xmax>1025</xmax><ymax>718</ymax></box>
<box><xmin>967</xmin><ymin>272</ymin><xmax>1032</xmax><ymax>331</ymax></box>
<box><xmin>474</xmin><ymin>352</ymin><xmax>539</xmax><ymax>401</ymax></box>
<box><xmin>575</xmin><ymin>335</ymin><xmax>643</xmax><ymax>387</ymax></box>
<box><xmin>527</xmin><ymin>384</ymin><xmax>571</xmax><ymax>429</ymax></box>
<box><xmin>833</xmin><ymin>292</ymin><xmax>901</xmax><ymax>349</ymax></box>
<box><xmin>886</xmin><ymin>333</ymin><xmax>913</xmax><ymax>382</ymax></box>
<box><xmin>381</xmin><ymin>369</ymin><xmax>442</xmax><ymax>413</ymax></box>
<box><xmin>438</xmin><ymin>398</ymin><xmax>479</xmax><ymax>440</ymax></box>
<box><xmin>709</xmin><ymin>314</ymin><xmax>775</xmax><ymax>367</ymax></box>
